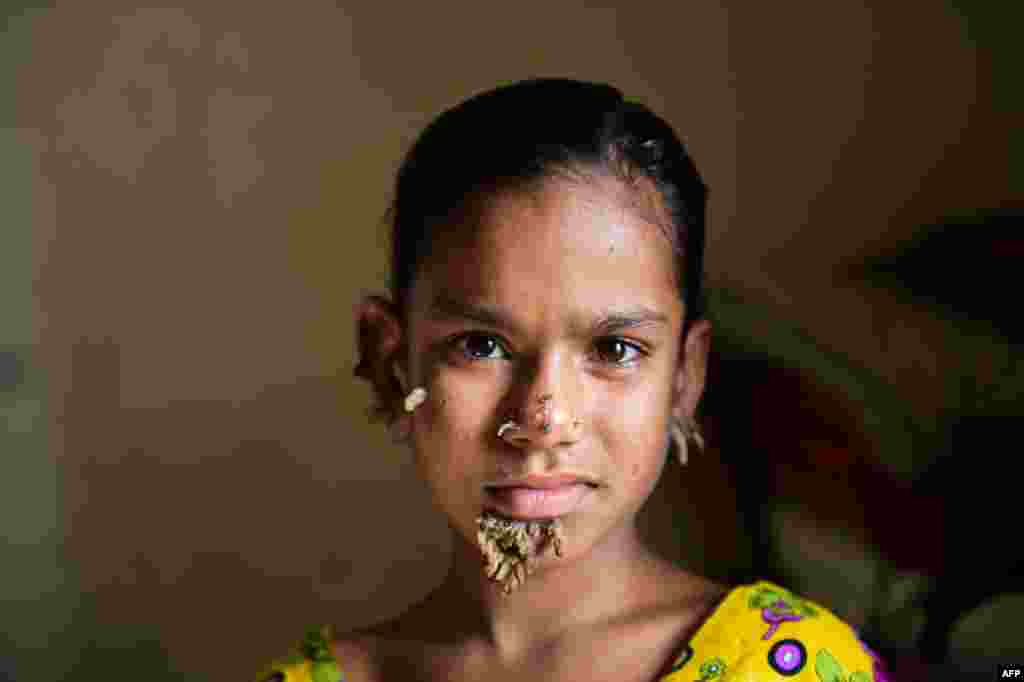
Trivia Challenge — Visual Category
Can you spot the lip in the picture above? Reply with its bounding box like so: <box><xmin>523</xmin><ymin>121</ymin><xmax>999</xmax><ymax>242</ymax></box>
<box><xmin>485</xmin><ymin>474</ymin><xmax>599</xmax><ymax>490</ymax></box>
<box><xmin>484</xmin><ymin>483</ymin><xmax>593</xmax><ymax>520</ymax></box>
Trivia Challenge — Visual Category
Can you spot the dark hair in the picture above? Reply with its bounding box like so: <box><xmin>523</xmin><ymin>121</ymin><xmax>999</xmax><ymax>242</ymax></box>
<box><xmin>388</xmin><ymin>77</ymin><xmax>708</xmax><ymax>336</ymax></box>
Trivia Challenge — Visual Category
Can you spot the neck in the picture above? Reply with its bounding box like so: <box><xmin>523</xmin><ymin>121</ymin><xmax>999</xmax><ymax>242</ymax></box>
<box><xmin>431</xmin><ymin>516</ymin><xmax>667</xmax><ymax>663</ymax></box>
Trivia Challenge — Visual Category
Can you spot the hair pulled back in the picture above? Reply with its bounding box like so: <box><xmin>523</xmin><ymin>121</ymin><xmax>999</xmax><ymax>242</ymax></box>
<box><xmin>388</xmin><ymin>78</ymin><xmax>708</xmax><ymax>336</ymax></box>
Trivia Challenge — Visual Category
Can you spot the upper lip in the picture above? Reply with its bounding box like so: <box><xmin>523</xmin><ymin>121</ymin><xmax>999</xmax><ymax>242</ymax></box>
<box><xmin>486</xmin><ymin>474</ymin><xmax>598</xmax><ymax>489</ymax></box>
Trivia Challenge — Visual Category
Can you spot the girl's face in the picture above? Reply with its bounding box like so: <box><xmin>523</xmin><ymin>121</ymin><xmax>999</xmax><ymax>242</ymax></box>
<box><xmin>401</xmin><ymin>174</ymin><xmax>709</xmax><ymax>563</ymax></box>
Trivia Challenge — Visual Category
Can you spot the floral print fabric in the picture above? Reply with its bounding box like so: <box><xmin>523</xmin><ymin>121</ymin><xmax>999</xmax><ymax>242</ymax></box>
<box><xmin>661</xmin><ymin>582</ymin><xmax>885</xmax><ymax>682</ymax></box>
<box><xmin>255</xmin><ymin>581</ymin><xmax>885</xmax><ymax>681</ymax></box>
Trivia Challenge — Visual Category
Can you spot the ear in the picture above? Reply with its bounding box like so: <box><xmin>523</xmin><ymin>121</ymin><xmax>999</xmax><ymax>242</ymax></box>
<box><xmin>353</xmin><ymin>294</ymin><xmax>408</xmax><ymax>421</ymax></box>
<box><xmin>671</xmin><ymin>319</ymin><xmax>712</xmax><ymax>420</ymax></box>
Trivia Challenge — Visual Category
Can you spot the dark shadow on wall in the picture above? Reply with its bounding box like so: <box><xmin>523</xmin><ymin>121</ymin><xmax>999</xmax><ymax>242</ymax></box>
<box><xmin>850</xmin><ymin>209</ymin><xmax>1023</xmax><ymax>345</ymax></box>
<box><xmin>700</xmin><ymin>209</ymin><xmax>1024</xmax><ymax>678</ymax></box>
<box><xmin>851</xmin><ymin>210</ymin><xmax>1024</xmax><ymax>667</ymax></box>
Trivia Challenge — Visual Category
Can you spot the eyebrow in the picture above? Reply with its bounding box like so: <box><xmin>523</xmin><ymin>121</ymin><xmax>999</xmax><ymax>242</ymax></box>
<box><xmin>427</xmin><ymin>294</ymin><xmax>669</xmax><ymax>337</ymax></box>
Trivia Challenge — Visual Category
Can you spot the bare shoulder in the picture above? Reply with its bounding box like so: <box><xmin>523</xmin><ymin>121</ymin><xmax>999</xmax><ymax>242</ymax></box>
<box><xmin>330</xmin><ymin>610</ymin><xmax>439</xmax><ymax>679</ymax></box>
<box><xmin>615</xmin><ymin>570</ymin><xmax>731</xmax><ymax>681</ymax></box>
<box><xmin>674</xmin><ymin>573</ymin><xmax>731</xmax><ymax>629</ymax></box>
<box><xmin>333</xmin><ymin>606</ymin><xmax>472</xmax><ymax>681</ymax></box>
<box><xmin>641</xmin><ymin>559</ymin><xmax>730</xmax><ymax>617</ymax></box>
<box><xmin>630</xmin><ymin>567</ymin><xmax>731</xmax><ymax>651</ymax></box>
<box><xmin>687</xmin><ymin>574</ymin><xmax>731</xmax><ymax>610</ymax></box>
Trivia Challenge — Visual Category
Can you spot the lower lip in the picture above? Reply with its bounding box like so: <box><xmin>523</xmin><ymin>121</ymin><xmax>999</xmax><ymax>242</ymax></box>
<box><xmin>484</xmin><ymin>483</ymin><xmax>593</xmax><ymax>520</ymax></box>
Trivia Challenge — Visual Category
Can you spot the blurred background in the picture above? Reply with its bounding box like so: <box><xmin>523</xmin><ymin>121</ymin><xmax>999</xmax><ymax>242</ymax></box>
<box><xmin>2</xmin><ymin>0</ymin><xmax>1020</xmax><ymax>679</ymax></box>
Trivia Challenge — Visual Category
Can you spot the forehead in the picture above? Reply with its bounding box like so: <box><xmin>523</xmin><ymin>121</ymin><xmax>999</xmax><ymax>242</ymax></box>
<box><xmin>414</xmin><ymin>175</ymin><xmax>682</xmax><ymax>325</ymax></box>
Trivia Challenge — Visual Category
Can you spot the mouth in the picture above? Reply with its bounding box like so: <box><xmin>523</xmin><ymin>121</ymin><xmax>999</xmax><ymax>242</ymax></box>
<box><xmin>486</xmin><ymin>473</ymin><xmax>600</xmax><ymax>490</ymax></box>
<box><xmin>484</xmin><ymin>482</ymin><xmax>595</xmax><ymax>520</ymax></box>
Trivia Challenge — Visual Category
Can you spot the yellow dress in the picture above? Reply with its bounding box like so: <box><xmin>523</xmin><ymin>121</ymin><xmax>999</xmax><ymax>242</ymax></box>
<box><xmin>255</xmin><ymin>581</ymin><xmax>888</xmax><ymax>681</ymax></box>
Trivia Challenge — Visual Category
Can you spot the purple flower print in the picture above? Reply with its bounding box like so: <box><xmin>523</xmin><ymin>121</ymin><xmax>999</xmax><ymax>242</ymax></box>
<box><xmin>762</xmin><ymin>599</ymin><xmax>805</xmax><ymax>640</ymax></box>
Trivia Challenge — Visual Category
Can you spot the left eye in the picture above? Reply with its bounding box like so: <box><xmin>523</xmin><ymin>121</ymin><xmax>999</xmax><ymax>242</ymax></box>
<box><xmin>593</xmin><ymin>338</ymin><xmax>645</xmax><ymax>365</ymax></box>
<box><xmin>455</xmin><ymin>333</ymin><xmax>505</xmax><ymax>360</ymax></box>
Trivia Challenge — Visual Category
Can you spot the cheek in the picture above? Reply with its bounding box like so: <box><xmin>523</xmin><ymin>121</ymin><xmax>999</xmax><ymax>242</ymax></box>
<box><xmin>606</xmin><ymin>382</ymin><xmax>671</xmax><ymax>485</ymax></box>
<box><xmin>420</xmin><ymin>376</ymin><xmax>482</xmax><ymax>445</ymax></box>
<box><xmin>623</xmin><ymin>433</ymin><xmax>667</xmax><ymax>485</ymax></box>
<box><xmin>412</xmin><ymin>376</ymin><xmax>490</xmax><ymax>489</ymax></box>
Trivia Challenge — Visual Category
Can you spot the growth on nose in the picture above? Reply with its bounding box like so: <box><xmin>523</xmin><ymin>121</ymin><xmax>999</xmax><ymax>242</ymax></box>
<box><xmin>499</xmin><ymin>390</ymin><xmax>583</xmax><ymax>446</ymax></box>
<box><xmin>535</xmin><ymin>394</ymin><xmax>554</xmax><ymax>433</ymax></box>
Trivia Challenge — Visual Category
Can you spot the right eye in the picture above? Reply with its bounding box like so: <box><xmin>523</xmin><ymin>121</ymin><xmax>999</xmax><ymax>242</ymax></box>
<box><xmin>448</xmin><ymin>332</ymin><xmax>508</xmax><ymax>361</ymax></box>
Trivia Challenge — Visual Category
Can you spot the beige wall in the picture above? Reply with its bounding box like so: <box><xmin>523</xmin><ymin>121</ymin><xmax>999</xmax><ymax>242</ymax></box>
<box><xmin>12</xmin><ymin>0</ymin><xmax>1007</xmax><ymax>678</ymax></box>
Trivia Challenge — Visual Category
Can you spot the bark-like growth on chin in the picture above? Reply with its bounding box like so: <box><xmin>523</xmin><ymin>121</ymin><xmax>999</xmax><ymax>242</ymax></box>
<box><xmin>476</xmin><ymin>512</ymin><xmax>565</xmax><ymax>596</ymax></box>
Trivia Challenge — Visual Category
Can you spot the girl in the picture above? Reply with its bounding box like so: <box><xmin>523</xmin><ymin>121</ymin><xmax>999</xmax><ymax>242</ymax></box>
<box><xmin>257</xmin><ymin>78</ymin><xmax>888</xmax><ymax>682</ymax></box>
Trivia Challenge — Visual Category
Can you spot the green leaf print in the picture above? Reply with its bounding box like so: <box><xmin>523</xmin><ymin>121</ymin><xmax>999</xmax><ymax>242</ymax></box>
<box><xmin>748</xmin><ymin>588</ymin><xmax>786</xmax><ymax>609</ymax></box>
<box><xmin>311</xmin><ymin>660</ymin><xmax>342</xmax><ymax>682</ymax></box>
<box><xmin>300</xmin><ymin>625</ymin><xmax>336</xmax><ymax>662</ymax></box>
<box><xmin>748</xmin><ymin>586</ymin><xmax>818</xmax><ymax>617</ymax></box>
<box><xmin>697</xmin><ymin>656</ymin><xmax>727</xmax><ymax>680</ymax></box>
<box><xmin>816</xmin><ymin>649</ymin><xmax>844</xmax><ymax>682</ymax></box>
<box><xmin>815</xmin><ymin>649</ymin><xmax>872</xmax><ymax>682</ymax></box>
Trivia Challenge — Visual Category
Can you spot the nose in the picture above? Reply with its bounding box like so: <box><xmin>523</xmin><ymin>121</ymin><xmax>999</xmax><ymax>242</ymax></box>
<box><xmin>499</xmin><ymin>356</ymin><xmax>584</xmax><ymax>449</ymax></box>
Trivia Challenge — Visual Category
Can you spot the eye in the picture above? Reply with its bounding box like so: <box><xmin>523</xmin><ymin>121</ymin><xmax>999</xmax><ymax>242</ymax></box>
<box><xmin>593</xmin><ymin>337</ymin><xmax>647</xmax><ymax>367</ymax></box>
<box><xmin>446</xmin><ymin>333</ymin><xmax>647</xmax><ymax>367</ymax></box>
<box><xmin>448</xmin><ymin>332</ymin><xmax>508</xmax><ymax>361</ymax></box>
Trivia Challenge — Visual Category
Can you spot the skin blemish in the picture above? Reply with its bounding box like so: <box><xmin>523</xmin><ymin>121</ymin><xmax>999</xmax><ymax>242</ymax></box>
<box><xmin>534</xmin><ymin>394</ymin><xmax>554</xmax><ymax>434</ymax></box>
